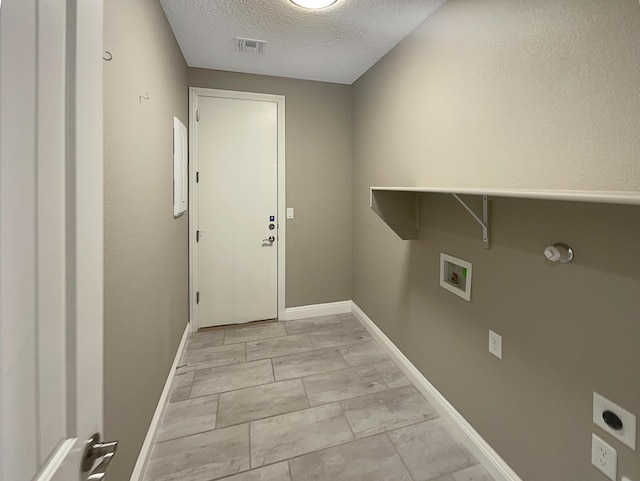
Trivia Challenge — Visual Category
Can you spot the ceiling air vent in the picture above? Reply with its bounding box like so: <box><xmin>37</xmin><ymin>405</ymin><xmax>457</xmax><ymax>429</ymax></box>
<box><xmin>236</xmin><ymin>37</ymin><xmax>266</xmax><ymax>54</ymax></box>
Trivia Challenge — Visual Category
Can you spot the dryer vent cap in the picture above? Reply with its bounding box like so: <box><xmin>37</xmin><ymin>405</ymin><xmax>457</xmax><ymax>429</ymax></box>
<box><xmin>236</xmin><ymin>37</ymin><xmax>266</xmax><ymax>54</ymax></box>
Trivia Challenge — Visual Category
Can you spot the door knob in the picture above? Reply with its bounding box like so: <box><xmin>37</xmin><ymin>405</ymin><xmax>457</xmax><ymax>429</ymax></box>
<box><xmin>263</xmin><ymin>236</ymin><xmax>275</xmax><ymax>243</ymax></box>
<box><xmin>82</xmin><ymin>433</ymin><xmax>118</xmax><ymax>480</ymax></box>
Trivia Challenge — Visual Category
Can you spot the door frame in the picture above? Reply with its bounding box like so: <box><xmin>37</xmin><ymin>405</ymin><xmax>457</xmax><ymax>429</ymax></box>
<box><xmin>188</xmin><ymin>87</ymin><xmax>286</xmax><ymax>332</ymax></box>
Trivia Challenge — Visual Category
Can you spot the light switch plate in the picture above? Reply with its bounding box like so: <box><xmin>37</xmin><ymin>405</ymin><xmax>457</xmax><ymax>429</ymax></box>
<box><xmin>286</xmin><ymin>207</ymin><xmax>294</xmax><ymax>219</ymax></box>
<box><xmin>593</xmin><ymin>392</ymin><xmax>636</xmax><ymax>450</ymax></box>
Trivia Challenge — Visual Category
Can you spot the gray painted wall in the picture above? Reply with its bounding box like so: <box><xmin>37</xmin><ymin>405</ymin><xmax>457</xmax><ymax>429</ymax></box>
<box><xmin>102</xmin><ymin>20</ymin><xmax>352</xmax><ymax>480</ymax></box>
<box><xmin>189</xmin><ymin>69</ymin><xmax>352</xmax><ymax>308</ymax></box>
<box><xmin>352</xmin><ymin>1</ymin><xmax>640</xmax><ymax>480</ymax></box>
<box><xmin>103</xmin><ymin>0</ymin><xmax>188</xmax><ymax>479</ymax></box>
<box><xmin>103</xmin><ymin>0</ymin><xmax>640</xmax><ymax>479</ymax></box>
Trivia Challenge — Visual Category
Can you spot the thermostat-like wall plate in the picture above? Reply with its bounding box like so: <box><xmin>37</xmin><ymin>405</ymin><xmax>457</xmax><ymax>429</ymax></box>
<box><xmin>440</xmin><ymin>253</ymin><xmax>472</xmax><ymax>301</ymax></box>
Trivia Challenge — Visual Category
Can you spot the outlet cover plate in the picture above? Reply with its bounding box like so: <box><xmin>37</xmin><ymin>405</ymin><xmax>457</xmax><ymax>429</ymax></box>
<box><xmin>489</xmin><ymin>330</ymin><xmax>502</xmax><ymax>359</ymax></box>
<box><xmin>592</xmin><ymin>433</ymin><xmax>617</xmax><ymax>480</ymax></box>
<box><xmin>593</xmin><ymin>392</ymin><xmax>636</xmax><ymax>450</ymax></box>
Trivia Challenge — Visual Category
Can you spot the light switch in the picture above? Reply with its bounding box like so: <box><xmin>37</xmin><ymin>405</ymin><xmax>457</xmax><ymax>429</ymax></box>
<box><xmin>286</xmin><ymin>208</ymin><xmax>294</xmax><ymax>219</ymax></box>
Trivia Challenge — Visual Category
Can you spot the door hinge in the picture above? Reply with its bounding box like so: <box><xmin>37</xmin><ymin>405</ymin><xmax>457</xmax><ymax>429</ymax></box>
<box><xmin>196</xmin><ymin>292</ymin><xmax>200</xmax><ymax>304</ymax></box>
<box><xmin>196</xmin><ymin>230</ymin><xmax>200</xmax><ymax>242</ymax></box>
<box><xmin>196</xmin><ymin>171</ymin><xmax>199</xmax><ymax>183</ymax></box>
<box><xmin>196</xmin><ymin>110</ymin><xmax>200</xmax><ymax>121</ymax></box>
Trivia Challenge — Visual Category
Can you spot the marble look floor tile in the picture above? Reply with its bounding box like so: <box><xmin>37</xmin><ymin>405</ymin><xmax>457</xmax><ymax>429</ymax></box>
<box><xmin>250</xmin><ymin>403</ymin><xmax>353</xmax><ymax>468</ymax></box>
<box><xmin>339</xmin><ymin>341</ymin><xmax>388</xmax><ymax>366</ymax></box>
<box><xmin>223</xmin><ymin>322</ymin><xmax>286</xmax><ymax>345</ymax></box>
<box><xmin>283</xmin><ymin>316</ymin><xmax>342</xmax><ymax>336</ymax></box>
<box><xmin>146</xmin><ymin>424</ymin><xmax>249</xmax><ymax>481</ymax></box>
<box><xmin>284</xmin><ymin>316</ymin><xmax>363</xmax><ymax>335</ymax></box>
<box><xmin>216</xmin><ymin>462</ymin><xmax>291</xmax><ymax>481</ymax></box>
<box><xmin>373</xmin><ymin>360</ymin><xmax>412</xmax><ymax>388</ymax></box>
<box><xmin>339</xmin><ymin>318</ymin><xmax>369</xmax><ymax>330</ymax></box>
<box><xmin>451</xmin><ymin>464</ymin><xmax>493</xmax><ymax>481</ymax></box>
<box><xmin>303</xmin><ymin>365</ymin><xmax>388</xmax><ymax>406</ymax></box>
<box><xmin>340</xmin><ymin>385</ymin><xmax>438</xmax><ymax>438</ymax></box>
<box><xmin>169</xmin><ymin>371</ymin><xmax>194</xmax><ymax>403</ymax></box>
<box><xmin>289</xmin><ymin>434</ymin><xmax>412</xmax><ymax>481</ymax></box>
<box><xmin>190</xmin><ymin>359</ymin><xmax>274</xmax><ymax>398</ymax></box>
<box><xmin>388</xmin><ymin>419</ymin><xmax>477</xmax><ymax>481</ymax></box>
<box><xmin>272</xmin><ymin>348</ymin><xmax>348</xmax><ymax>381</ymax></box>
<box><xmin>246</xmin><ymin>334</ymin><xmax>314</xmax><ymax>361</ymax></box>
<box><xmin>156</xmin><ymin>395</ymin><xmax>218</xmax><ymax>443</ymax></box>
<box><xmin>217</xmin><ymin>379</ymin><xmax>309</xmax><ymax>428</ymax></box>
<box><xmin>186</xmin><ymin>329</ymin><xmax>225</xmax><ymax>351</ymax></box>
<box><xmin>335</xmin><ymin>312</ymin><xmax>357</xmax><ymax>321</ymax></box>
<box><xmin>308</xmin><ymin>324</ymin><xmax>371</xmax><ymax>349</ymax></box>
<box><xmin>179</xmin><ymin>343</ymin><xmax>246</xmax><ymax>372</ymax></box>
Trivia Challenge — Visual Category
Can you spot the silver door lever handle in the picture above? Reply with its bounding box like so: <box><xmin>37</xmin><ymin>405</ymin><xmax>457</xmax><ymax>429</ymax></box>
<box><xmin>83</xmin><ymin>433</ymin><xmax>118</xmax><ymax>481</ymax></box>
<box><xmin>263</xmin><ymin>236</ymin><xmax>275</xmax><ymax>243</ymax></box>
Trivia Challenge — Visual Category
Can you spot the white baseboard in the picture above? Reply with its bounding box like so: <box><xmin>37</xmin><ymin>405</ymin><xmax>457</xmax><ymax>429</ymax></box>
<box><xmin>284</xmin><ymin>300</ymin><xmax>352</xmax><ymax>321</ymax></box>
<box><xmin>350</xmin><ymin>302</ymin><xmax>522</xmax><ymax>481</ymax></box>
<box><xmin>129</xmin><ymin>322</ymin><xmax>191</xmax><ymax>481</ymax></box>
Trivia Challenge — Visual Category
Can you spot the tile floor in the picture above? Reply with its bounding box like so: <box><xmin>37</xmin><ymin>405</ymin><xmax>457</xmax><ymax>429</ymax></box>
<box><xmin>144</xmin><ymin>313</ymin><xmax>495</xmax><ymax>481</ymax></box>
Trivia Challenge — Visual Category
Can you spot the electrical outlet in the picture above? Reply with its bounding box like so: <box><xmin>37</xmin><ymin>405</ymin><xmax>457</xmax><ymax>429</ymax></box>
<box><xmin>489</xmin><ymin>330</ymin><xmax>502</xmax><ymax>359</ymax></box>
<box><xmin>592</xmin><ymin>433</ymin><xmax>617</xmax><ymax>480</ymax></box>
<box><xmin>593</xmin><ymin>392</ymin><xmax>636</xmax><ymax>450</ymax></box>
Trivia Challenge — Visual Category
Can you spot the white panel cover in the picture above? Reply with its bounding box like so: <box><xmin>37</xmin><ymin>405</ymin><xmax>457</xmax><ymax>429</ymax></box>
<box><xmin>174</xmin><ymin>117</ymin><xmax>188</xmax><ymax>217</ymax></box>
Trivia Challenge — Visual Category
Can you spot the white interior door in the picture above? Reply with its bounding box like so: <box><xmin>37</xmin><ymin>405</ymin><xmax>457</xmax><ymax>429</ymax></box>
<box><xmin>195</xmin><ymin>94</ymin><xmax>280</xmax><ymax>327</ymax></box>
<box><xmin>0</xmin><ymin>1</ymin><xmax>112</xmax><ymax>480</ymax></box>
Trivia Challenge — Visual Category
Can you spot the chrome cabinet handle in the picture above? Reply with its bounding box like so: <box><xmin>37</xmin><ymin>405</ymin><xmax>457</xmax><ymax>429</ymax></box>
<box><xmin>83</xmin><ymin>433</ymin><xmax>118</xmax><ymax>480</ymax></box>
<box><xmin>263</xmin><ymin>236</ymin><xmax>275</xmax><ymax>243</ymax></box>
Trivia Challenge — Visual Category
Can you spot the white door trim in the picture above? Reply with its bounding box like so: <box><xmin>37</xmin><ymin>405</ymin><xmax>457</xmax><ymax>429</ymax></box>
<box><xmin>189</xmin><ymin>87</ymin><xmax>286</xmax><ymax>332</ymax></box>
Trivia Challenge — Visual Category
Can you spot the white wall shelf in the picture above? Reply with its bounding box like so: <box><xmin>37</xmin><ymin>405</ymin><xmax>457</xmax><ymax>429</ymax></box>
<box><xmin>370</xmin><ymin>187</ymin><xmax>640</xmax><ymax>247</ymax></box>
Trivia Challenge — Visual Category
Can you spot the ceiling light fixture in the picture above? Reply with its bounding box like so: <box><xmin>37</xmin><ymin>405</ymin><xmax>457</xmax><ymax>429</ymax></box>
<box><xmin>289</xmin><ymin>0</ymin><xmax>338</xmax><ymax>10</ymax></box>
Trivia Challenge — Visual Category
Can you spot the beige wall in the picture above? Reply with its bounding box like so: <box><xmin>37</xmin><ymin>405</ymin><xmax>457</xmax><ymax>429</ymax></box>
<box><xmin>189</xmin><ymin>69</ymin><xmax>352</xmax><ymax>307</ymax></box>
<box><xmin>352</xmin><ymin>1</ymin><xmax>640</xmax><ymax>480</ymax></box>
<box><xmin>103</xmin><ymin>0</ymin><xmax>188</xmax><ymax>479</ymax></box>
<box><xmin>353</xmin><ymin>0</ymin><xmax>640</xmax><ymax>193</ymax></box>
<box><xmin>103</xmin><ymin>0</ymin><xmax>640</xmax><ymax>479</ymax></box>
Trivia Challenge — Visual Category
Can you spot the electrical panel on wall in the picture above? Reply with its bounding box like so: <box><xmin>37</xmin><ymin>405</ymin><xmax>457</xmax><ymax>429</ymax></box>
<box><xmin>173</xmin><ymin>117</ymin><xmax>188</xmax><ymax>217</ymax></box>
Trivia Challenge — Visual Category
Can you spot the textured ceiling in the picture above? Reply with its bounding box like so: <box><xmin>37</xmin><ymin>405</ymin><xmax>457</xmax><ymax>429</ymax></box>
<box><xmin>159</xmin><ymin>0</ymin><xmax>447</xmax><ymax>84</ymax></box>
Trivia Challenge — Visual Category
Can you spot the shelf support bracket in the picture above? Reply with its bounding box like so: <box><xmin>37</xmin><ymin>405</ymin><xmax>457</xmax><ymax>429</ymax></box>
<box><xmin>451</xmin><ymin>194</ymin><xmax>489</xmax><ymax>248</ymax></box>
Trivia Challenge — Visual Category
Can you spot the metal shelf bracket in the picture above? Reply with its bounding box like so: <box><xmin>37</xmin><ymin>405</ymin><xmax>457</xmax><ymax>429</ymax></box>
<box><xmin>451</xmin><ymin>194</ymin><xmax>489</xmax><ymax>248</ymax></box>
